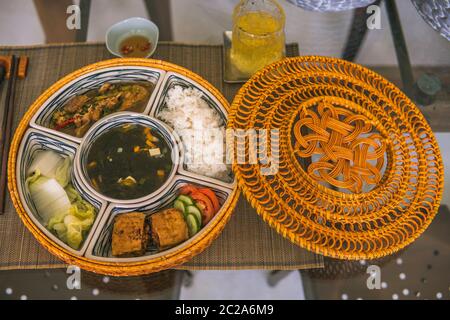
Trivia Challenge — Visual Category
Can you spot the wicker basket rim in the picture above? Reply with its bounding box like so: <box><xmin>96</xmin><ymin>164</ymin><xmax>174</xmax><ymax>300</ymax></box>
<box><xmin>7</xmin><ymin>58</ymin><xmax>240</xmax><ymax>276</ymax></box>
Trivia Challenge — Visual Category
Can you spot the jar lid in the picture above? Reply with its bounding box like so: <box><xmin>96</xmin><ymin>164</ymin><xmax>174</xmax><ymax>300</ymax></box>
<box><xmin>229</xmin><ymin>56</ymin><xmax>444</xmax><ymax>260</ymax></box>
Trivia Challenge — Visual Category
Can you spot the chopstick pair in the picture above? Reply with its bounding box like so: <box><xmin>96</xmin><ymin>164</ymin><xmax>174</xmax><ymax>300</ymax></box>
<box><xmin>0</xmin><ymin>55</ymin><xmax>18</xmax><ymax>215</ymax></box>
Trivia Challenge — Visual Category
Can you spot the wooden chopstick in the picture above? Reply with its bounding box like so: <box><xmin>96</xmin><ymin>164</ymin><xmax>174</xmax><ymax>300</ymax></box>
<box><xmin>0</xmin><ymin>55</ymin><xmax>18</xmax><ymax>215</ymax></box>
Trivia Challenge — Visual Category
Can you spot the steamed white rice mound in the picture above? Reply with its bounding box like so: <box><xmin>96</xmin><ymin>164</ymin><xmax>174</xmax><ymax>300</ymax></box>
<box><xmin>159</xmin><ymin>86</ymin><xmax>231</xmax><ymax>181</ymax></box>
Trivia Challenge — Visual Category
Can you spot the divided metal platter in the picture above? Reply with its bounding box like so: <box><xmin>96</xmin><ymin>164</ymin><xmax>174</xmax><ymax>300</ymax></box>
<box><xmin>8</xmin><ymin>59</ymin><xmax>239</xmax><ymax>276</ymax></box>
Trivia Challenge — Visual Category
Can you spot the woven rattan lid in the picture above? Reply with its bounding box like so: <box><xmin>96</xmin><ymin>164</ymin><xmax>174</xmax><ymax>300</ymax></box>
<box><xmin>228</xmin><ymin>56</ymin><xmax>444</xmax><ymax>260</ymax></box>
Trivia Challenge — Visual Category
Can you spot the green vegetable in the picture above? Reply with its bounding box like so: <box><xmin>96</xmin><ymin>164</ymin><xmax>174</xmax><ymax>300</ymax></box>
<box><xmin>69</xmin><ymin>195</ymin><xmax>95</xmax><ymax>222</ymax></box>
<box><xmin>47</xmin><ymin>186</ymin><xmax>95</xmax><ymax>250</ymax></box>
<box><xmin>186</xmin><ymin>214</ymin><xmax>199</xmax><ymax>237</ymax></box>
<box><xmin>26</xmin><ymin>170</ymin><xmax>71</xmax><ymax>223</ymax></box>
<box><xmin>27</xmin><ymin>150</ymin><xmax>63</xmax><ymax>178</ymax></box>
<box><xmin>55</xmin><ymin>157</ymin><xmax>71</xmax><ymax>187</ymax></box>
<box><xmin>177</xmin><ymin>195</ymin><xmax>194</xmax><ymax>206</ymax></box>
<box><xmin>26</xmin><ymin>156</ymin><xmax>95</xmax><ymax>250</ymax></box>
<box><xmin>65</xmin><ymin>216</ymin><xmax>84</xmax><ymax>249</ymax></box>
<box><xmin>174</xmin><ymin>200</ymin><xmax>186</xmax><ymax>215</ymax></box>
<box><xmin>186</xmin><ymin>205</ymin><xmax>202</xmax><ymax>226</ymax></box>
<box><xmin>65</xmin><ymin>184</ymin><xmax>82</xmax><ymax>203</ymax></box>
<box><xmin>27</xmin><ymin>151</ymin><xmax>72</xmax><ymax>187</ymax></box>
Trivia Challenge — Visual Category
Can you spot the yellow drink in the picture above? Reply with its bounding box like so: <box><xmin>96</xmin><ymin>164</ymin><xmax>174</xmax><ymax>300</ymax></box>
<box><xmin>231</xmin><ymin>1</ymin><xmax>285</xmax><ymax>77</ymax></box>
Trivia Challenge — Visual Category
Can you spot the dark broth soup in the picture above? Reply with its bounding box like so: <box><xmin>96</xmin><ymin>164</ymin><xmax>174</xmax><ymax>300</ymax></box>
<box><xmin>51</xmin><ymin>82</ymin><xmax>154</xmax><ymax>137</ymax></box>
<box><xmin>86</xmin><ymin>124</ymin><xmax>173</xmax><ymax>200</ymax></box>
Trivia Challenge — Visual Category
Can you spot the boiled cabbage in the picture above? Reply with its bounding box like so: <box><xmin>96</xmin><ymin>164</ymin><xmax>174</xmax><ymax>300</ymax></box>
<box><xmin>27</xmin><ymin>157</ymin><xmax>95</xmax><ymax>250</ymax></box>
<box><xmin>26</xmin><ymin>170</ymin><xmax>71</xmax><ymax>223</ymax></box>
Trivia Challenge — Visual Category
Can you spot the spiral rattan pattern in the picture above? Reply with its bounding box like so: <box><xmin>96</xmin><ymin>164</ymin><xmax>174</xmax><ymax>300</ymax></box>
<box><xmin>228</xmin><ymin>56</ymin><xmax>443</xmax><ymax>260</ymax></box>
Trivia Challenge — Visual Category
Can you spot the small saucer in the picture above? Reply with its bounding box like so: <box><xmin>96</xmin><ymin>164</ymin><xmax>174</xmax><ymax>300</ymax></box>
<box><xmin>106</xmin><ymin>17</ymin><xmax>159</xmax><ymax>58</ymax></box>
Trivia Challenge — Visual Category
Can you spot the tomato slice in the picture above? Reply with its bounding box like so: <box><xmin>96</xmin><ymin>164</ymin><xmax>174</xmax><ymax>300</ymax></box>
<box><xmin>180</xmin><ymin>184</ymin><xmax>198</xmax><ymax>195</ymax></box>
<box><xmin>195</xmin><ymin>201</ymin><xmax>214</xmax><ymax>226</ymax></box>
<box><xmin>190</xmin><ymin>191</ymin><xmax>214</xmax><ymax>226</ymax></box>
<box><xmin>197</xmin><ymin>188</ymin><xmax>220</xmax><ymax>213</ymax></box>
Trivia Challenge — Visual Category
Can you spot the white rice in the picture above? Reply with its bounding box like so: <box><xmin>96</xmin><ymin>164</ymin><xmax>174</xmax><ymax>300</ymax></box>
<box><xmin>158</xmin><ymin>86</ymin><xmax>231</xmax><ymax>181</ymax></box>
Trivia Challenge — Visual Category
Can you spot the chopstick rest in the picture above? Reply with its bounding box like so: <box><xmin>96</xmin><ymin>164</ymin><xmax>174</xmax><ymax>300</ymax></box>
<box><xmin>18</xmin><ymin>56</ymin><xmax>29</xmax><ymax>79</ymax></box>
<box><xmin>0</xmin><ymin>56</ymin><xmax>12</xmax><ymax>80</ymax></box>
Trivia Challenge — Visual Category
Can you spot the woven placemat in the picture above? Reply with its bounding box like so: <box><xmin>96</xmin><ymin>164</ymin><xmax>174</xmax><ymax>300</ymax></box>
<box><xmin>0</xmin><ymin>42</ymin><xmax>323</xmax><ymax>271</ymax></box>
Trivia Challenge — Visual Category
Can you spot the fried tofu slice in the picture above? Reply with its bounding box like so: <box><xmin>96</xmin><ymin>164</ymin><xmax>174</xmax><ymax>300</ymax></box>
<box><xmin>151</xmin><ymin>208</ymin><xmax>188</xmax><ymax>250</ymax></box>
<box><xmin>112</xmin><ymin>212</ymin><xmax>149</xmax><ymax>257</ymax></box>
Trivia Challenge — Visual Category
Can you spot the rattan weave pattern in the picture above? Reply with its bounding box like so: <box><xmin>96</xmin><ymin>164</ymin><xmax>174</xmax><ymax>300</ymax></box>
<box><xmin>228</xmin><ymin>56</ymin><xmax>443</xmax><ymax>260</ymax></box>
<box><xmin>292</xmin><ymin>96</ymin><xmax>387</xmax><ymax>193</ymax></box>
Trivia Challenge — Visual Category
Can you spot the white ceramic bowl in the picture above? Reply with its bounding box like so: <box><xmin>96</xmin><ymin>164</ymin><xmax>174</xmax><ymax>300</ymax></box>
<box><xmin>106</xmin><ymin>17</ymin><xmax>159</xmax><ymax>58</ymax></box>
<box><xmin>74</xmin><ymin>112</ymin><xmax>181</xmax><ymax>205</ymax></box>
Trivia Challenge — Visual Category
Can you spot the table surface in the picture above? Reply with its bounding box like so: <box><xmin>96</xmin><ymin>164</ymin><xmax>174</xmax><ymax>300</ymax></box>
<box><xmin>0</xmin><ymin>42</ymin><xmax>449</xmax><ymax>300</ymax></box>
<box><xmin>0</xmin><ymin>42</ymin><xmax>323</xmax><ymax>273</ymax></box>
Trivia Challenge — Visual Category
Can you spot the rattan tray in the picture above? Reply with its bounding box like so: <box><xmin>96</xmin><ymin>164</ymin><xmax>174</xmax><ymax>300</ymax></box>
<box><xmin>8</xmin><ymin>58</ymin><xmax>239</xmax><ymax>275</ymax></box>
<box><xmin>228</xmin><ymin>56</ymin><xmax>444</xmax><ymax>260</ymax></box>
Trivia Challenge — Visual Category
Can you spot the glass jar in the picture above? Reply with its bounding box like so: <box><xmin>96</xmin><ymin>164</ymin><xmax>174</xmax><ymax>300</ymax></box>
<box><xmin>230</xmin><ymin>0</ymin><xmax>286</xmax><ymax>77</ymax></box>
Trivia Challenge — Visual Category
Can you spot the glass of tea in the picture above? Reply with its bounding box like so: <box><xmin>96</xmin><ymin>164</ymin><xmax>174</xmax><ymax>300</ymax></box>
<box><xmin>230</xmin><ymin>0</ymin><xmax>286</xmax><ymax>77</ymax></box>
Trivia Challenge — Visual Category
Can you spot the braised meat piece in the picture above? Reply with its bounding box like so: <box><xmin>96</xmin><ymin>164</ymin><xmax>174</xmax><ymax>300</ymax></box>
<box><xmin>98</xmin><ymin>82</ymin><xmax>114</xmax><ymax>94</ymax></box>
<box><xmin>112</xmin><ymin>212</ymin><xmax>149</xmax><ymax>257</ymax></box>
<box><xmin>63</xmin><ymin>95</ymin><xmax>89</xmax><ymax>113</ymax></box>
<box><xmin>51</xmin><ymin>82</ymin><xmax>153</xmax><ymax>137</ymax></box>
<box><xmin>120</xmin><ymin>85</ymin><xmax>149</xmax><ymax>110</ymax></box>
<box><xmin>97</xmin><ymin>93</ymin><xmax>121</xmax><ymax>111</ymax></box>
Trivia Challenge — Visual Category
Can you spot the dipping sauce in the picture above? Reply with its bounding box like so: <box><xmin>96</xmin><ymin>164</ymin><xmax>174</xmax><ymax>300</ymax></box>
<box><xmin>119</xmin><ymin>35</ymin><xmax>153</xmax><ymax>57</ymax></box>
<box><xmin>86</xmin><ymin>124</ymin><xmax>173</xmax><ymax>200</ymax></box>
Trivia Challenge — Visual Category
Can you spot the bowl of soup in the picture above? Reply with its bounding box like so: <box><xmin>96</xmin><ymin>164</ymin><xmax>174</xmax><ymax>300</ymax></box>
<box><xmin>75</xmin><ymin>112</ymin><xmax>180</xmax><ymax>204</ymax></box>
